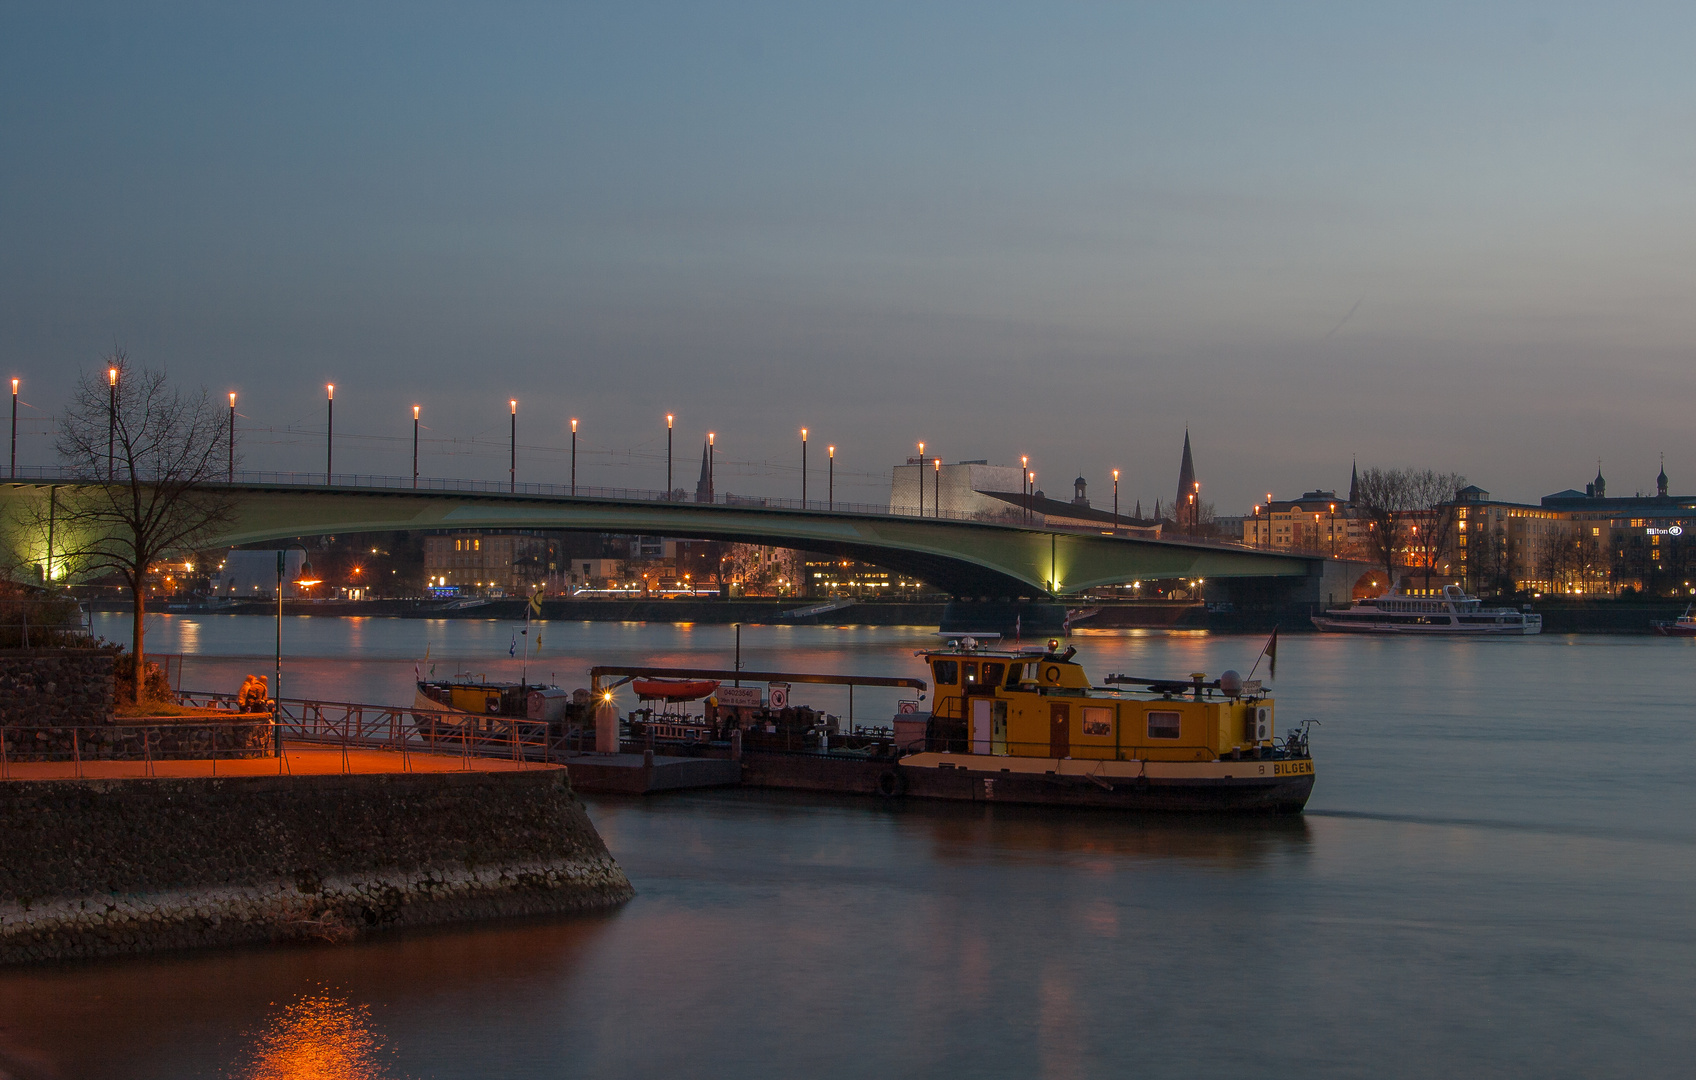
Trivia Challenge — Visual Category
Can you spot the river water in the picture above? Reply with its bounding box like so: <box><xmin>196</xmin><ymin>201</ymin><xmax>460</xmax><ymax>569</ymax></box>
<box><xmin>1</xmin><ymin>616</ymin><xmax>1693</xmax><ymax>1079</ymax></box>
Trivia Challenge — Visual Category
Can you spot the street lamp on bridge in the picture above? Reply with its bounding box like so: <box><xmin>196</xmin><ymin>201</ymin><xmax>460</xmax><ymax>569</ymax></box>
<box><xmin>509</xmin><ymin>399</ymin><xmax>517</xmax><ymax>493</ymax></box>
<box><xmin>412</xmin><ymin>406</ymin><xmax>420</xmax><ymax>488</ymax></box>
<box><xmin>570</xmin><ymin>418</ymin><xmax>578</xmax><ymax>496</ymax></box>
<box><xmin>916</xmin><ymin>442</ymin><xmax>925</xmax><ymax>517</ymax></box>
<box><xmin>325</xmin><ymin>384</ymin><xmax>334</xmax><ymax>483</ymax></box>
<box><xmin>9</xmin><ymin>378</ymin><xmax>17</xmax><ymax>480</ymax></box>
<box><xmin>228</xmin><ymin>392</ymin><xmax>236</xmax><ymax>483</ymax></box>
<box><xmin>827</xmin><ymin>444</ymin><xmax>834</xmax><ymax>511</ymax></box>
<box><xmin>801</xmin><ymin>428</ymin><xmax>808</xmax><ymax>506</ymax></box>
<box><xmin>107</xmin><ymin>366</ymin><xmax>118</xmax><ymax>480</ymax></box>
<box><xmin>1112</xmin><ymin>469</ymin><xmax>1119</xmax><ymax>531</ymax></box>
<box><xmin>707</xmin><ymin>432</ymin><xmax>715</xmax><ymax>501</ymax></box>
<box><xmin>666</xmin><ymin>413</ymin><xmax>674</xmax><ymax>499</ymax></box>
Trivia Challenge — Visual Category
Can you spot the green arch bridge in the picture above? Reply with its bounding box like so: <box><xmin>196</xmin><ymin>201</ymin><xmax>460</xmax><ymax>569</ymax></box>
<box><xmin>1</xmin><ymin>474</ymin><xmax>1334</xmax><ymax>599</ymax></box>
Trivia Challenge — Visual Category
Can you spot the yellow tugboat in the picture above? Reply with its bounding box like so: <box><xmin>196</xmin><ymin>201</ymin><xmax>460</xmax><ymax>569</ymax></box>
<box><xmin>868</xmin><ymin>638</ymin><xmax>1313</xmax><ymax>812</ymax></box>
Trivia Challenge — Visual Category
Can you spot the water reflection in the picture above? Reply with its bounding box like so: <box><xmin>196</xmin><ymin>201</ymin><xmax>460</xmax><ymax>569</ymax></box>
<box><xmin>232</xmin><ymin>990</ymin><xmax>398</xmax><ymax>1080</ymax></box>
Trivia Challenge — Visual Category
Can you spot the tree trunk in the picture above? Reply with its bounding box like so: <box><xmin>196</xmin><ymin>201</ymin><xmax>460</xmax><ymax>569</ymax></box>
<box><xmin>131</xmin><ymin>578</ymin><xmax>146</xmax><ymax>705</ymax></box>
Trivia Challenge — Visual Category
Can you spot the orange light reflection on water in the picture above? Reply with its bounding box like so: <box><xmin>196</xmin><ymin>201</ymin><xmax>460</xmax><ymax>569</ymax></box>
<box><xmin>235</xmin><ymin>990</ymin><xmax>400</xmax><ymax>1080</ymax></box>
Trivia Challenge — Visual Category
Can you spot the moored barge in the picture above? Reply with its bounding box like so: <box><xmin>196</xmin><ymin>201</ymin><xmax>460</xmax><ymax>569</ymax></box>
<box><xmin>589</xmin><ymin>641</ymin><xmax>1314</xmax><ymax>814</ymax></box>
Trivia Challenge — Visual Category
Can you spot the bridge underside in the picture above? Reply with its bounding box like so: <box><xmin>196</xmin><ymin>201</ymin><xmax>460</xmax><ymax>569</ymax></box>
<box><xmin>1</xmin><ymin>483</ymin><xmax>1316</xmax><ymax>598</ymax></box>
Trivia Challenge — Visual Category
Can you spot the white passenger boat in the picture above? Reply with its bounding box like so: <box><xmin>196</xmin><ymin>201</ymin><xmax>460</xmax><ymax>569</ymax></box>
<box><xmin>1312</xmin><ymin>584</ymin><xmax>1541</xmax><ymax>635</ymax></box>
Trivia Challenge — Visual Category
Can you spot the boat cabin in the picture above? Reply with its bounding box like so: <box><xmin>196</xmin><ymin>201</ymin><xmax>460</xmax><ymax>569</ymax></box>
<box><xmin>919</xmin><ymin>642</ymin><xmax>1273</xmax><ymax>762</ymax></box>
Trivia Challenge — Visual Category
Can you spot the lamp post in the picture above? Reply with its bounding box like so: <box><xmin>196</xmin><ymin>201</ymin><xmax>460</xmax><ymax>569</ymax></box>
<box><xmin>1265</xmin><ymin>493</ymin><xmax>1273</xmax><ymax>550</ymax></box>
<box><xmin>509</xmin><ymin>399</ymin><xmax>517</xmax><ymax>493</ymax></box>
<box><xmin>325</xmin><ymin>384</ymin><xmax>334</xmax><ymax>482</ymax></box>
<box><xmin>273</xmin><ymin>545</ymin><xmax>314</xmax><ymax>760</ymax></box>
<box><xmin>1021</xmin><ymin>455</ymin><xmax>1030</xmax><ymax>524</ymax></box>
<box><xmin>1112</xmin><ymin>469</ymin><xmax>1119</xmax><ymax>531</ymax></box>
<box><xmin>570</xmin><ymin>418</ymin><xmax>578</xmax><ymax>496</ymax></box>
<box><xmin>227</xmin><ymin>392</ymin><xmax>236</xmax><ymax>482</ymax></box>
<box><xmin>707</xmin><ymin>432</ymin><xmax>715</xmax><ymax>501</ymax></box>
<box><xmin>934</xmin><ymin>456</ymin><xmax>941</xmax><ymax>517</ymax></box>
<box><xmin>916</xmin><ymin>442</ymin><xmax>925</xmax><ymax>516</ymax></box>
<box><xmin>412</xmin><ymin>406</ymin><xmax>420</xmax><ymax>488</ymax></box>
<box><xmin>10</xmin><ymin>378</ymin><xmax>18</xmax><ymax>480</ymax></box>
<box><xmin>801</xmin><ymin>428</ymin><xmax>808</xmax><ymax>506</ymax></box>
<box><xmin>1329</xmin><ymin>502</ymin><xmax>1337</xmax><ymax>557</ymax></box>
<box><xmin>827</xmin><ymin>445</ymin><xmax>834</xmax><ymax>511</ymax></box>
<box><xmin>107</xmin><ymin>366</ymin><xmax>118</xmax><ymax>480</ymax></box>
<box><xmin>666</xmin><ymin>413</ymin><xmax>674</xmax><ymax>499</ymax></box>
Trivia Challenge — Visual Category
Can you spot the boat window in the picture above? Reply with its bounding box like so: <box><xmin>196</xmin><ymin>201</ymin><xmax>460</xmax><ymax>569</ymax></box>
<box><xmin>1148</xmin><ymin>711</ymin><xmax>1181</xmax><ymax>739</ymax></box>
<box><xmin>933</xmin><ymin>660</ymin><xmax>959</xmax><ymax>686</ymax></box>
<box><xmin>1005</xmin><ymin>663</ymin><xmax>1025</xmax><ymax>687</ymax></box>
<box><xmin>962</xmin><ymin>662</ymin><xmax>978</xmax><ymax>684</ymax></box>
<box><xmin>982</xmin><ymin>662</ymin><xmax>1005</xmax><ymax>686</ymax></box>
<box><xmin>1082</xmin><ymin>706</ymin><xmax>1113</xmax><ymax>737</ymax></box>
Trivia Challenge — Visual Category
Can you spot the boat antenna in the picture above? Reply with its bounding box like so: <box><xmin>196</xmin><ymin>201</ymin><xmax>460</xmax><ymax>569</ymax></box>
<box><xmin>1246</xmin><ymin>626</ymin><xmax>1278</xmax><ymax>681</ymax></box>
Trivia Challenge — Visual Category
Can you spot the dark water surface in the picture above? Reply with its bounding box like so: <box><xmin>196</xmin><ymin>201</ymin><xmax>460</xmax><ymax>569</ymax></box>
<box><xmin>2</xmin><ymin>617</ymin><xmax>1693</xmax><ymax>1078</ymax></box>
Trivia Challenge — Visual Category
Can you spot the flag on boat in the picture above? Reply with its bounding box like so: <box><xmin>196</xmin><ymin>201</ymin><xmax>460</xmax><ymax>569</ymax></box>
<box><xmin>509</xmin><ymin>634</ymin><xmax>517</xmax><ymax>657</ymax></box>
<box><xmin>1257</xmin><ymin>627</ymin><xmax>1279</xmax><ymax>679</ymax></box>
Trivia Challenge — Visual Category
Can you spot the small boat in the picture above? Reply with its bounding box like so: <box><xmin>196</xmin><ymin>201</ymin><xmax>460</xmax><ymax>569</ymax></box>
<box><xmin>1312</xmin><ymin>584</ymin><xmax>1541</xmax><ymax>635</ymax></box>
<box><xmin>1653</xmin><ymin>605</ymin><xmax>1696</xmax><ymax>636</ymax></box>
<box><xmin>631</xmin><ymin>677</ymin><xmax>720</xmax><ymax>702</ymax></box>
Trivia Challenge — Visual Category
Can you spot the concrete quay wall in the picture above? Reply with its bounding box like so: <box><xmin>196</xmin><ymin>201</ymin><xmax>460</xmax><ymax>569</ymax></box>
<box><xmin>0</xmin><ymin>768</ymin><xmax>632</xmax><ymax>964</ymax></box>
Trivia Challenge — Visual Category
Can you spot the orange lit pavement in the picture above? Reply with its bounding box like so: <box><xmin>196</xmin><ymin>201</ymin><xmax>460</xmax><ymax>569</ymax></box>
<box><xmin>0</xmin><ymin>743</ymin><xmax>556</xmax><ymax>782</ymax></box>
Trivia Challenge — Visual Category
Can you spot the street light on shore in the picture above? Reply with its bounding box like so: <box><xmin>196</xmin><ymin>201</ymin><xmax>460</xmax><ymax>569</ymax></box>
<box><xmin>412</xmin><ymin>406</ymin><xmax>420</xmax><ymax>488</ymax></box>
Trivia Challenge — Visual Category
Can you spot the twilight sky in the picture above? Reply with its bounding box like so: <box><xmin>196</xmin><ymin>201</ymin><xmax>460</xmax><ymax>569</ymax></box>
<box><xmin>4</xmin><ymin>2</ymin><xmax>1695</xmax><ymax>513</ymax></box>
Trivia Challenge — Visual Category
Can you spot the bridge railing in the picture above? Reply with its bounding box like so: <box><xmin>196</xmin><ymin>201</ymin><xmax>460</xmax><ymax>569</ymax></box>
<box><xmin>5</xmin><ymin>464</ymin><xmax>1291</xmax><ymax>553</ymax></box>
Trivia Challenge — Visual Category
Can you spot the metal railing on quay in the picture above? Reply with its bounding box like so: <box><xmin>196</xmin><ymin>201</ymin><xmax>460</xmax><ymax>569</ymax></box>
<box><xmin>177</xmin><ymin>690</ymin><xmax>558</xmax><ymax>770</ymax></box>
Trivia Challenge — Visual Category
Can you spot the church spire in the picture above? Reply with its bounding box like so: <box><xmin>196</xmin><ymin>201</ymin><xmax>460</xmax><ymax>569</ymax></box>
<box><xmin>1658</xmin><ymin>452</ymin><xmax>1669</xmax><ymax>498</ymax></box>
<box><xmin>1175</xmin><ymin>430</ymin><xmax>1197</xmax><ymax>532</ymax></box>
<box><xmin>694</xmin><ymin>439</ymin><xmax>714</xmax><ymax>503</ymax></box>
<box><xmin>1349</xmin><ymin>457</ymin><xmax>1359</xmax><ymax>503</ymax></box>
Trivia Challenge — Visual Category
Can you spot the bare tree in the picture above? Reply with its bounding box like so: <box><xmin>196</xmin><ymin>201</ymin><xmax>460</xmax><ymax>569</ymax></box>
<box><xmin>33</xmin><ymin>352</ymin><xmax>233</xmax><ymax>701</ymax></box>
<box><xmin>1352</xmin><ymin>467</ymin><xmax>1467</xmax><ymax>592</ymax></box>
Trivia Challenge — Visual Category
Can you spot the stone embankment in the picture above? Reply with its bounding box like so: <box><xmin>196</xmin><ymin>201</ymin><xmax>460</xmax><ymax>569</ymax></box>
<box><xmin>4</xmin><ymin>716</ymin><xmax>272</xmax><ymax>762</ymax></box>
<box><xmin>0</xmin><ymin>649</ymin><xmax>116</xmax><ymax>726</ymax></box>
<box><xmin>0</xmin><ymin>767</ymin><xmax>633</xmax><ymax>964</ymax></box>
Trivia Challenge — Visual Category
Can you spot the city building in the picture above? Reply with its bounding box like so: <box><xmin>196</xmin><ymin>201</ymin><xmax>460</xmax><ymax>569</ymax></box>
<box><xmin>803</xmin><ymin>556</ymin><xmax>929</xmax><ymax>596</ymax></box>
<box><xmin>1448</xmin><ymin>463</ymin><xmax>1696</xmax><ymax>596</ymax></box>
<box><xmin>422</xmin><ymin>532</ymin><xmax>554</xmax><ymax>596</ymax></box>
<box><xmin>1243</xmin><ymin>489</ymin><xmax>1364</xmax><ymax>554</ymax></box>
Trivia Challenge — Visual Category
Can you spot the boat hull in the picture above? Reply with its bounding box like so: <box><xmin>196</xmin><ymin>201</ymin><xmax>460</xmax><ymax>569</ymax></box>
<box><xmin>739</xmin><ymin>750</ymin><xmax>1314</xmax><ymax>814</ymax></box>
<box><xmin>1653</xmin><ymin>622</ymin><xmax>1696</xmax><ymax>637</ymax></box>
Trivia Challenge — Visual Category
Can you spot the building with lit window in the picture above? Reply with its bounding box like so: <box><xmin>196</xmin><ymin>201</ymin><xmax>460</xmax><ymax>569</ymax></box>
<box><xmin>422</xmin><ymin>532</ymin><xmax>554</xmax><ymax>596</ymax></box>
<box><xmin>1448</xmin><ymin>464</ymin><xmax>1696</xmax><ymax>596</ymax></box>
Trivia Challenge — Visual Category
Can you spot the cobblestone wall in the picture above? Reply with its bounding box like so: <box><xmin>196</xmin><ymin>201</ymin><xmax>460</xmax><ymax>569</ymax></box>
<box><xmin>0</xmin><ymin>768</ymin><xmax>633</xmax><ymax>964</ymax></box>
<box><xmin>0</xmin><ymin>648</ymin><xmax>117</xmax><ymax>727</ymax></box>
